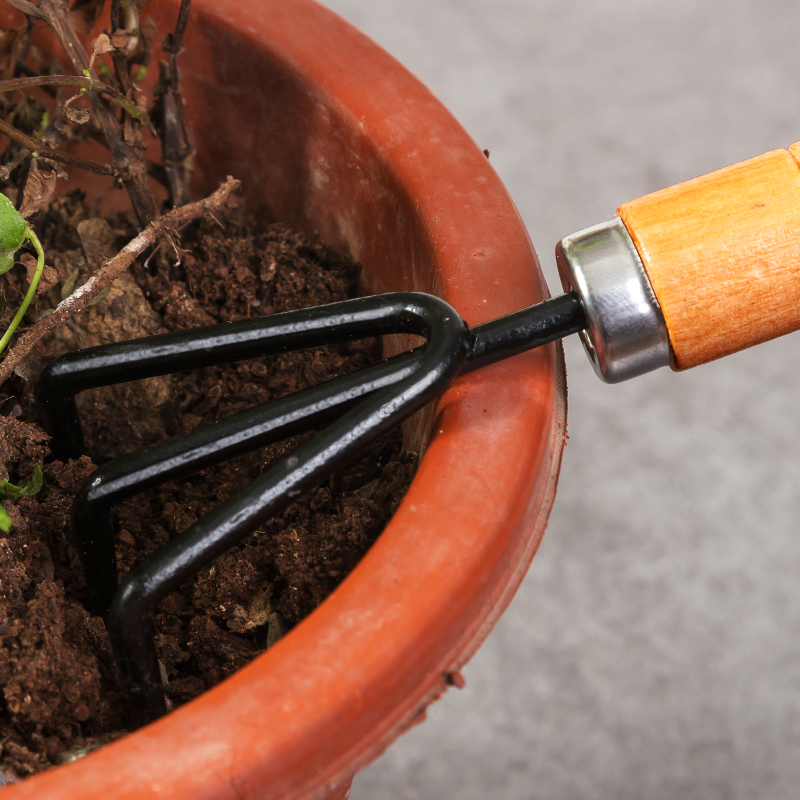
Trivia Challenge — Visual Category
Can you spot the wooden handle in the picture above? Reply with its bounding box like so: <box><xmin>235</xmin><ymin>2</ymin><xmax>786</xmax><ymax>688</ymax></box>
<box><xmin>617</xmin><ymin>143</ymin><xmax>800</xmax><ymax>370</ymax></box>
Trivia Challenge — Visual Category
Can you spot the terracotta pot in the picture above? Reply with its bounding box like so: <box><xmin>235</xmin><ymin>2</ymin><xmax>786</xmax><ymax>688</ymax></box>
<box><xmin>1</xmin><ymin>1</ymin><xmax>565</xmax><ymax>797</ymax></box>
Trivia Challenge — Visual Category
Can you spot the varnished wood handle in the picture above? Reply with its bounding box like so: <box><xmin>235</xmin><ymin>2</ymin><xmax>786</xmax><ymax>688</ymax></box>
<box><xmin>617</xmin><ymin>143</ymin><xmax>800</xmax><ymax>370</ymax></box>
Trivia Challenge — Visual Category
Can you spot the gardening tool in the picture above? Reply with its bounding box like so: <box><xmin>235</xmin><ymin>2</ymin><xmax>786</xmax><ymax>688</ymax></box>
<box><xmin>33</xmin><ymin>140</ymin><xmax>800</xmax><ymax>725</ymax></box>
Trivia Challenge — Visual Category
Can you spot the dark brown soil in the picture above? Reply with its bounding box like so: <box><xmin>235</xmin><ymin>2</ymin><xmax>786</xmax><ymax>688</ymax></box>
<box><xmin>0</xmin><ymin>196</ymin><xmax>415</xmax><ymax>779</ymax></box>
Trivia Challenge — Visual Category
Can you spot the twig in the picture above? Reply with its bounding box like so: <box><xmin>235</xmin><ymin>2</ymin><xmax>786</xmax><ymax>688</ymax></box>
<box><xmin>12</xmin><ymin>62</ymin><xmax>170</xmax><ymax>188</ymax></box>
<box><xmin>169</xmin><ymin>0</ymin><xmax>192</xmax><ymax>53</ymax></box>
<box><xmin>1</xmin><ymin>15</ymin><xmax>31</xmax><ymax>82</ymax></box>
<box><xmin>160</xmin><ymin>0</ymin><xmax>193</xmax><ymax>207</ymax></box>
<box><xmin>158</xmin><ymin>67</ymin><xmax>188</xmax><ymax>206</ymax></box>
<box><xmin>0</xmin><ymin>75</ymin><xmax>149</xmax><ymax>122</ymax></box>
<box><xmin>35</xmin><ymin>0</ymin><xmax>157</xmax><ymax>226</ymax></box>
<box><xmin>14</xmin><ymin>59</ymin><xmax>56</xmax><ymax>95</ymax></box>
<box><xmin>2</xmin><ymin>0</ymin><xmax>43</xmax><ymax>20</ymax></box>
<box><xmin>0</xmin><ymin>176</ymin><xmax>240</xmax><ymax>386</ymax></box>
<box><xmin>0</xmin><ymin>147</ymin><xmax>27</xmax><ymax>180</ymax></box>
<box><xmin>109</xmin><ymin>0</ymin><xmax>134</xmax><ymax>94</ymax></box>
<box><xmin>0</xmin><ymin>117</ymin><xmax>116</xmax><ymax>175</ymax></box>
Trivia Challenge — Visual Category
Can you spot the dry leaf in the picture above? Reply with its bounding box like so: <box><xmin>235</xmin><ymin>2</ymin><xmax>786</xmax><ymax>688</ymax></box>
<box><xmin>110</xmin><ymin>30</ymin><xmax>137</xmax><ymax>51</ymax></box>
<box><xmin>86</xmin><ymin>286</ymin><xmax>111</xmax><ymax>307</ymax></box>
<box><xmin>0</xmin><ymin>150</ymin><xmax>27</xmax><ymax>182</ymax></box>
<box><xmin>18</xmin><ymin>163</ymin><xmax>57</xmax><ymax>221</ymax></box>
<box><xmin>69</xmin><ymin>0</ymin><xmax>107</xmax><ymax>35</ymax></box>
<box><xmin>40</xmin><ymin>266</ymin><xmax>58</xmax><ymax>294</ymax></box>
<box><xmin>12</xmin><ymin>350</ymin><xmax>45</xmax><ymax>383</ymax></box>
<box><xmin>63</xmin><ymin>105</ymin><xmax>91</xmax><ymax>126</ymax></box>
<box><xmin>92</xmin><ymin>32</ymin><xmax>114</xmax><ymax>56</ymax></box>
<box><xmin>19</xmin><ymin>253</ymin><xmax>36</xmax><ymax>281</ymax></box>
<box><xmin>0</xmin><ymin>25</ymin><xmax>27</xmax><ymax>80</ymax></box>
<box><xmin>60</xmin><ymin>267</ymin><xmax>81</xmax><ymax>300</ymax></box>
<box><xmin>244</xmin><ymin>585</ymin><xmax>272</xmax><ymax>630</ymax></box>
<box><xmin>20</xmin><ymin>254</ymin><xmax>57</xmax><ymax>294</ymax></box>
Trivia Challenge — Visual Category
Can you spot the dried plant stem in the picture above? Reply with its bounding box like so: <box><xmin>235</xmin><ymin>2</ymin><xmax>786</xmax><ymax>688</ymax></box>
<box><xmin>160</xmin><ymin>0</ymin><xmax>193</xmax><ymax>207</ymax></box>
<box><xmin>109</xmin><ymin>0</ymin><xmax>133</xmax><ymax>94</ymax></box>
<box><xmin>32</xmin><ymin>0</ymin><xmax>158</xmax><ymax>227</ymax></box>
<box><xmin>0</xmin><ymin>176</ymin><xmax>241</xmax><ymax>386</ymax></box>
<box><xmin>0</xmin><ymin>117</ymin><xmax>116</xmax><ymax>175</ymax></box>
<box><xmin>0</xmin><ymin>75</ymin><xmax>149</xmax><ymax>122</ymax></box>
<box><xmin>2</xmin><ymin>0</ymin><xmax>42</xmax><ymax>19</ymax></box>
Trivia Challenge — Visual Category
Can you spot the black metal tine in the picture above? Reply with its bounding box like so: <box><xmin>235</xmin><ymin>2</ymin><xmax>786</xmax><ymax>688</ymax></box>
<box><xmin>105</xmin><ymin>293</ymin><xmax>469</xmax><ymax>726</ymax></box>
<box><xmin>70</xmin><ymin>291</ymin><xmax>586</xmax><ymax>619</ymax></box>
<box><xmin>34</xmin><ymin>292</ymin><xmax>446</xmax><ymax>462</ymax></box>
<box><xmin>465</xmin><ymin>292</ymin><xmax>585</xmax><ymax>373</ymax></box>
<box><xmin>73</xmin><ymin>348</ymin><xmax>422</xmax><ymax>617</ymax></box>
<box><xmin>40</xmin><ymin>288</ymin><xmax>586</xmax><ymax>725</ymax></box>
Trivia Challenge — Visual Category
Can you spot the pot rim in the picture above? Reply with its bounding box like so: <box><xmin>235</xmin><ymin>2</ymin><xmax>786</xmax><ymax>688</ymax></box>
<box><xmin>3</xmin><ymin>1</ymin><xmax>565</xmax><ymax>798</ymax></box>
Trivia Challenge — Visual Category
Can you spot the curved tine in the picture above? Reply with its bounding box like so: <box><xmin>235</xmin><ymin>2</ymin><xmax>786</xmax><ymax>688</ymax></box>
<box><xmin>34</xmin><ymin>291</ymin><xmax>437</xmax><ymax>462</ymax></box>
<box><xmin>74</xmin><ymin>349</ymin><xmax>421</xmax><ymax>618</ymax></box>
<box><xmin>75</xmin><ymin>293</ymin><xmax>584</xmax><ymax>617</ymax></box>
<box><xmin>107</xmin><ymin>294</ymin><xmax>469</xmax><ymax>726</ymax></box>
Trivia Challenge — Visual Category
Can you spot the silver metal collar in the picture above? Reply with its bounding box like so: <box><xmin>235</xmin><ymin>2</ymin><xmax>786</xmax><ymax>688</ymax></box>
<box><xmin>556</xmin><ymin>216</ymin><xmax>670</xmax><ymax>383</ymax></box>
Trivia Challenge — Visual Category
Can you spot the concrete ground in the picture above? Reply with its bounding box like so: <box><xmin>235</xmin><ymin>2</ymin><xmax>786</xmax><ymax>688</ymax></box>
<box><xmin>320</xmin><ymin>2</ymin><xmax>800</xmax><ymax>798</ymax></box>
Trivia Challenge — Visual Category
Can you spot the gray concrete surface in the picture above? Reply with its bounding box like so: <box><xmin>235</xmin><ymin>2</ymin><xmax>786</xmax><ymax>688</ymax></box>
<box><xmin>320</xmin><ymin>2</ymin><xmax>800</xmax><ymax>798</ymax></box>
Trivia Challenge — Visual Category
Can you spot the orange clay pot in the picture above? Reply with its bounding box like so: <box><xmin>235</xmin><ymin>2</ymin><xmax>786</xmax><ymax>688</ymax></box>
<box><xmin>0</xmin><ymin>1</ymin><xmax>565</xmax><ymax>798</ymax></box>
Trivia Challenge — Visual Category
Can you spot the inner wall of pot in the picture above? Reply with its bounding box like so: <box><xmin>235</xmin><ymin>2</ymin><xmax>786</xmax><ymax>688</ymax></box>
<box><xmin>10</xmin><ymin>0</ymin><xmax>441</xmax><ymax>455</ymax></box>
<box><xmin>176</xmin><ymin>8</ymin><xmax>440</xmax><ymax>454</ymax></box>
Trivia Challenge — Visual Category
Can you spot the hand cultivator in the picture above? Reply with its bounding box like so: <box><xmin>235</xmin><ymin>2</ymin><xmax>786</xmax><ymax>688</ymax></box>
<box><xmin>35</xmin><ymin>140</ymin><xmax>800</xmax><ymax>726</ymax></box>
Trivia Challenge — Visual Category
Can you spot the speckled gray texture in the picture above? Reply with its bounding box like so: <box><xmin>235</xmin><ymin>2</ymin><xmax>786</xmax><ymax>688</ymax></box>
<box><xmin>319</xmin><ymin>2</ymin><xmax>800</xmax><ymax>798</ymax></box>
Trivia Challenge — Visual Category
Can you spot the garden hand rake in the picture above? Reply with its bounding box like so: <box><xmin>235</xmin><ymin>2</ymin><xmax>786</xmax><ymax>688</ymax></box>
<box><xmin>34</xmin><ymin>140</ymin><xmax>800</xmax><ymax>725</ymax></box>
<box><xmin>36</xmin><ymin>290</ymin><xmax>583</xmax><ymax>724</ymax></box>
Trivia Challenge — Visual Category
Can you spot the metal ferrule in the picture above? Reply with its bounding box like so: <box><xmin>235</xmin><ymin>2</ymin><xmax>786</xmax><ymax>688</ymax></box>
<box><xmin>556</xmin><ymin>216</ymin><xmax>670</xmax><ymax>383</ymax></box>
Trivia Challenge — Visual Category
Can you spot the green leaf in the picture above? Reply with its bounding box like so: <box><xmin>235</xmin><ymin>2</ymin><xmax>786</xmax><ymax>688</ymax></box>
<box><xmin>0</xmin><ymin>505</ymin><xmax>11</xmax><ymax>533</ymax></box>
<box><xmin>15</xmin><ymin>463</ymin><xmax>43</xmax><ymax>496</ymax></box>
<box><xmin>0</xmin><ymin>464</ymin><xmax>43</xmax><ymax>499</ymax></box>
<box><xmin>61</xmin><ymin>267</ymin><xmax>81</xmax><ymax>299</ymax></box>
<box><xmin>0</xmin><ymin>194</ymin><xmax>27</xmax><ymax>276</ymax></box>
<box><xmin>87</xmin><ymin>286</ymin><xmax>110</xmax><ymax>307</ymax></box>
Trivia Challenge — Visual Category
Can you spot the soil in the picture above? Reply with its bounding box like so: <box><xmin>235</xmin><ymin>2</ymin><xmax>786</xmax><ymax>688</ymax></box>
<box><xmin>0</xmin><ymin>194</ymin><xmax>416</xmax><ymax>779</ymax></box>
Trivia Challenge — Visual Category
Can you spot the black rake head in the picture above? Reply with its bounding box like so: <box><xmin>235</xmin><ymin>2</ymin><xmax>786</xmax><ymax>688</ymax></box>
<box><xmin>33</xmin><ymin>290</ymin><xmax>585</xmax><ymax>726</ymax></box>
